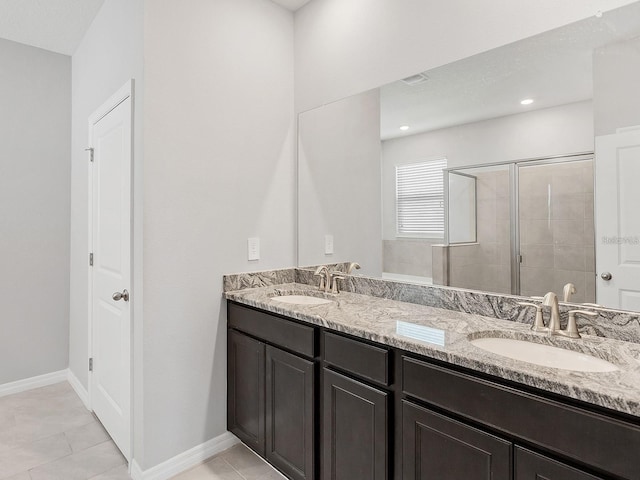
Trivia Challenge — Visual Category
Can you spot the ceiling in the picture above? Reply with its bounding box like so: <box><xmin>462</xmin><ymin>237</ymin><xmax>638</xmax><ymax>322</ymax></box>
<box><xmin>0</xmin><ymin>0</ymin><xmax>105</xmax><ymax>55</ymax></box>
<box><xmin>270</xmin><ymin>0</ymin><xmax>312</xmax><ymax>12</ymax></box>
<box><xmin>0</xmin><ymin>0</ymin><xmax>310</xmax><ymax>56</ymax></box>
<box><xmin>380</xmin><ymin>1</ymin><xmax>640</xmax><ymax>140</ymax></box>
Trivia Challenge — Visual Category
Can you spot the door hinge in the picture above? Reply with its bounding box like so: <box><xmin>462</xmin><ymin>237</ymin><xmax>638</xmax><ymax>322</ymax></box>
<box><xmin>518</xmin><ymin>254</ymin><xmax>523</xmax><ymax>264</ymax></box>
<box><xmin>85</xmin><ymin>147</ymin><xmax>94</xmax><ymax>162</ymax></box>
<box><xmin>89</xmin><ymin>253</ymin><xmax>94</xmax><ymax>266</ymax></box>
<box><xmin>89</xmin><ymin>358</ymin><xmax>93</xmax><ymax>372</ymax></box>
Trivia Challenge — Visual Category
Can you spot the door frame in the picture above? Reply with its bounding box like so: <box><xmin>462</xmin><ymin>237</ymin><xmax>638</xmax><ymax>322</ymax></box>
<box><xmin>87</xmin><ymin>79</ymin><xmax>135</xmax><ymax>459</ymax></box>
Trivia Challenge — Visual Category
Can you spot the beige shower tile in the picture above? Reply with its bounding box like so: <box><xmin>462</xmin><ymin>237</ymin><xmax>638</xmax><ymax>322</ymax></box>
<box><xmin>521</xmin><ymin>244</ymin><xmax>554</xmax><ymax>268</ymax></box>
<box><xmin>585</xmin><ymin>246</ymin><xmax>596</xmax><ymax>272</ymax></box>
<box><xmin>582</xmin><ymin>163</ymin><xmax>595</xmax><ymax>193</ymax></box>
<box><xmin>584</xmin><ymin>272</ymin><xmax>597</xmax><ymax>304</ymax></box>
<box><xmin>521</xmin><ymin>220</ymin><xmax>553</xmax><ymax>245</ymax></box>
<box><xmin>476</xmin><ymin>198</ymin><xmax>496</xmax><ymax>220</ymax></box>
<box><xmin>520</xmin><ymin>266</ymin><xmax>551</xmax><ymax>298</ymax></box>
<box><xmin>477</xmin><ymin>219</ymin><xmax>498</xmax><ymax>242</ymax></box>
<box><xmin>519</xmin><ymin>194</ymin><xmax>551</xmax><ymax>220</ymax></box>
<box><xmin>553</xmin><ymin>219</ymin><xmax>584</xmax><ymax>246</ymax></box>
<box><xmin>551</xmin><ymin>194</ymin><xmax>585</xmax><ymax>220</ymax></box>
<box><xmin>554</xmin><ymin>245</ymin><xmax>586</xmax><ymax>271</ymax></box>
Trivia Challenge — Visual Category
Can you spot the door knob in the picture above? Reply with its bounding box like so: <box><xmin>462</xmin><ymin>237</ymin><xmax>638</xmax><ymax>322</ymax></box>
<box><xmin>601</xmin><ymin>272</ymin><xmax>613</xmax><ymax>281</ymax></box>
<box><xmin>112</xmin><ymin>289</ymin><xmax>130</xmax><ymax>302</ymax></box>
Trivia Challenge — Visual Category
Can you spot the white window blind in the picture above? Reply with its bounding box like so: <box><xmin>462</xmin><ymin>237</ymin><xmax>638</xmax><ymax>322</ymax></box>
<box><xmin>396</xmin><ymin>159</ymin><xmax>447</xmax><ymax>236</ymax></box>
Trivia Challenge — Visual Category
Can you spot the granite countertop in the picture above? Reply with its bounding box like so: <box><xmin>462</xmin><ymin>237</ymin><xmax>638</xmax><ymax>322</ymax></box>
<box><xmin>225</xmin><ymin>283</ymin><xmax>640</xmax><ymax>418</ymax></box>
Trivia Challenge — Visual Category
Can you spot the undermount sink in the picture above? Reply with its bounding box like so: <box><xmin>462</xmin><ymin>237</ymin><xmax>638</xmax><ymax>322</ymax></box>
<box><xmin>470</xmin><ymin>337</ymin><xmax>619</xmax><ymax>373</ymax></box>
<box><xmin>271</xmin><ymin>294</ymin><xmax>334</xmax><ymax>306</ymax></box>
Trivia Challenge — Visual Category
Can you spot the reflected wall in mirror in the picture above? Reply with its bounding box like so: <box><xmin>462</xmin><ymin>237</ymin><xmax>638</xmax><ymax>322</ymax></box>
<box><xmin>297</xmin><ymin>1</ymin><xmax>640</xmax><ymax>312</ymax></box>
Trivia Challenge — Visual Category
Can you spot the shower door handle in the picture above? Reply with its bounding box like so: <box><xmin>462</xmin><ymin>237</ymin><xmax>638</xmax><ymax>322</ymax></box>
<box><xmin>600</xmin><ymin>272</ymin><xmax>613</xmax><ymax>281</ymax></box>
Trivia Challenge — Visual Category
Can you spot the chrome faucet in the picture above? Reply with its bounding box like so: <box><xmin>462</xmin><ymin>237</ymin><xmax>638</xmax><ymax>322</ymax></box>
<box><xmin>347</xmin><ymin>262</ymin><xmax>361</xmax><ymax>274</ymax></box>
<box><xmin>542</xmin><ymin>292</ymin><xmax>562</xmax><ymax>335</ymax></box>
<box><xmin>563</xmin><ymin>283</ymin><xmax>576</xmax><ymax>302</ymax></box>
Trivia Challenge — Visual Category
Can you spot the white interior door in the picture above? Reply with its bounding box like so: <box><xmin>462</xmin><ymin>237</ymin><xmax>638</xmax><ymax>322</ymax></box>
<box><xmin>595</xmin><ymin>128</ymin><xmax>640</xmax><ymax>310</ymax></box>
<box><xmin>89</xmin><ymin>82</ymin><xmax>133</xmax><ymax>460</ymax></box>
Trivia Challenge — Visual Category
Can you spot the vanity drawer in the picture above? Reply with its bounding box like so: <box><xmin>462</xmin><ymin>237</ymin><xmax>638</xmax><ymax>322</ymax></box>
<box><xmin>228</xmin><ymin>302</ymin><xmax>316</xmax><ymax>358</ymax></box>
<box><xmin>323</xmin><ymin>331</ymin><xmax>390</xmax><ymax>385</ymax></box>
<box><xmin>402</xmin><ymin>356</ymin><xmax>640</xmax><ymax>480</ymax></box>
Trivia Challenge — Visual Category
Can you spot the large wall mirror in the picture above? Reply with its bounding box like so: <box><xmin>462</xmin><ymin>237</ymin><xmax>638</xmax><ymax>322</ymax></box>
<box><xmin>298</xmin><ymin>1</ymin><xmax>640</xmax><ymax>313</ymax></box>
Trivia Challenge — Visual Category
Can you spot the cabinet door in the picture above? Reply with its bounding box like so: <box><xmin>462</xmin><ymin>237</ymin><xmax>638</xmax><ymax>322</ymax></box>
<box><xmin>515</xmin><ymin>447</ymin><xmax>604</xmax><ymax>480</ymax></box>
<box><xmin>227</xmin><ymin>330</ymin><xmax>265</xmax><ymax>455</ymax></box>
<box><xmin>266</xmin><ymin>346</ymin><xmax>315</xmax><ymax>480</ymax></box>
<box><xmin>323</xmin><ymin>369</ymin><xmax>389</xmax><ymax>480</ymax></box>
<box><xmin>402</xmin><ymin>400</ymin><xmax>511</xmax><ymax>480</ymax></box>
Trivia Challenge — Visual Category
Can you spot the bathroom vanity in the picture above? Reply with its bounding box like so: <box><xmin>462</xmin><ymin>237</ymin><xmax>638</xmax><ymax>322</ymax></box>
<box><xmin>225</xmin><ymin>281</ymin><xmax>640</xmax><ymax>480</ymax></box>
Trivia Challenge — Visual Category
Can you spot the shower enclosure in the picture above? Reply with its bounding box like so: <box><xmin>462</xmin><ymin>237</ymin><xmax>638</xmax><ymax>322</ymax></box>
<box><xmin>443</xmin><ymin>153</ymin><xmax>596</xmax><ymax>303</ymax></box>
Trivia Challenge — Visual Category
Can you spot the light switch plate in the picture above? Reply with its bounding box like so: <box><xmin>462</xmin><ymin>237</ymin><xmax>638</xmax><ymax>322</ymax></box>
<box><xmin>248</xmin><ymin>237</ymin><xmax>260</xmax><ymax>261</ymax></box>
<box><xmin>324</xmin><ymin>234</ymin><xmax>334</xmax><ymax>255</ymax></box>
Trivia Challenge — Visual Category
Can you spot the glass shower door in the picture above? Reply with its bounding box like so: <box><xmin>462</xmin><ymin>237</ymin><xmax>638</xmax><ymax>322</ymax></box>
<box><xmin>517</xmin><ymin>158</ymin><xmax>595</xmax><ymax>302</ymax></box>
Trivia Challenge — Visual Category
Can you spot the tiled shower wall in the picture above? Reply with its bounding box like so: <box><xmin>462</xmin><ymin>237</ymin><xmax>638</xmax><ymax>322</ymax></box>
<box><xmin>448</xmin><ymin>169</ymin><xmax>512</xmax><ymax>294</ymax></box>
<box><xmin>383</xmin><ymin>239</ymin><xmax>438</xmax><ymax>278</ymax></box>
<box><xmin>519</xmin><ymin>160</ymin><xmax>595</xmax><ymax>302</ymax></box>
<box><xmin>445</xmin><ymin>161</ymin><xmax>596</xmax><ymax>302</ymax></box>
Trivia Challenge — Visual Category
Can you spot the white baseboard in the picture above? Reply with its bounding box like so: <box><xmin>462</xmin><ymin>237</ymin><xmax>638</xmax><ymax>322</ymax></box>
<box><xmin>130</xmin><ymin>431</ymin><xmax>240</xmax><ymax>480</ymax></box>
<box><xmin>0</xmin><ymin>369</ymin><xmax>68</xmax><ymax>398</ymax></box>
<box><xmin>67</xmin><ymin>369</ymin><xmax>90</xmax><ymax>409</ymax></box>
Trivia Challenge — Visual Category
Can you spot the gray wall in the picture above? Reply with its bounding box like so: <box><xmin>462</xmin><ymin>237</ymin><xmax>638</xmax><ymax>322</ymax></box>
<box><xmin>142</xmin><ymin>0</ymin><xmax>295</xmax><ymax>469</ymax></box>
<box><xmin>0</xmin><ymin>39</ymin><xmax>71</xmax><ymax>385</ymax></box>
<box><xmin>69</xmin><ymin>0</ymin><xmax>144</xmax><ymax>463</ymax></box>
<box><xmin>298</xmin><ymin>89</ymin><xmax>382</xmax><ymax>277</ymax></box>
<box><xmin>594</xmin><ymin>36</ymin><xmax>640</xmax><ymax>135</ymax></box>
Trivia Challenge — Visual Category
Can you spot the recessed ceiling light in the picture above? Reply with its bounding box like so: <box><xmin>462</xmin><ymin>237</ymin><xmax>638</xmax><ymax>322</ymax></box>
<box><xmin>400</xmin><ymin>125</ymin><xmax>410</xmax><ymax>131</ymax></box>
<box><xmin>520</xmin><ymin>99</ymin><xmax>534</xmax><ymax>105</ymax></box>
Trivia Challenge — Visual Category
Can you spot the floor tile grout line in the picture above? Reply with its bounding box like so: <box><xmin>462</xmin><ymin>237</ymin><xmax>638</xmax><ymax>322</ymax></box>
<box><xmin>25</xmin><ymin>439</ymin><xmax>120</xmax><ymax>477</ymax></box>
<box><xmin>222</xmin><ymin>457</ymin><xmax>249</xmax><ymax>480</ymax></box>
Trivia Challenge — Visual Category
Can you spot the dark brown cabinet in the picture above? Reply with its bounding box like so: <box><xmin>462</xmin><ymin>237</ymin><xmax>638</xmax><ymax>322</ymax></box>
<box><xmin>228</xmin><ymin>301</ymin><xmax>640</xmax><ymax>480</ymax></box>
<box><xmin>227</xmin><ymin>304</ymin><xmax>316</xmax><ymax>480</ymax></box>
<box><xmin>266</xmin><ymin>346</ymin><xmax>315</xmax><ymax>480</ymax></box>
<box><xmin>402</xmin><ymin>400</ymin><xmax>511</xmax><ymax>480</ymax></box>
<box><xmin>514</xmin><ymin>447</ymin><xmax>604</xmax><ymax>480</ymax></box>
<box><xmin>322</xmin><ymin>368</ymin><xmax>389</xmax><ymax>480</ymax></box>
<box><xmin>227</xmin><ymin>329</ymin><xmax>265</xmax><ymax>455</ymax></box>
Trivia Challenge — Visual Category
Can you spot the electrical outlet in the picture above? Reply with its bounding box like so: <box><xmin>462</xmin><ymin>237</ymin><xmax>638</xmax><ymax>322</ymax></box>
<box><xmin>248</xmin><ymin>237</ymin><xmax>260</xmax><ymax>261</ymax></box>
<box><xmin>325</xmin><ymin>234</ymin><xmax>334</xmax><ymax>255</ymax></box>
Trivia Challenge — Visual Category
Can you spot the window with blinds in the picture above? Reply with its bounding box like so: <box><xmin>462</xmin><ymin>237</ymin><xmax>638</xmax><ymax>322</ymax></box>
<box><xmin>396</xmin><ymin>159</ymin><xmax>447</xmax><ymax>237</ymax></box>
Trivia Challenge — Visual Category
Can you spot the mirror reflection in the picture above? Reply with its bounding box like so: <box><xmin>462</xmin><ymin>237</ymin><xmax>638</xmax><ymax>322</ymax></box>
<box><xmin>298</xmin><ymin>2</ymin><xmax>640</xmax><ymax>312</ymax></box>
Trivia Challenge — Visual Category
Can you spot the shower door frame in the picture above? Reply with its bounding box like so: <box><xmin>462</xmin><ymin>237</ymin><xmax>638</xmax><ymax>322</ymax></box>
<box><xmin>444</xmin><ymin>151</ymin><xmax>594</xmax><ymax>296</ymax></box>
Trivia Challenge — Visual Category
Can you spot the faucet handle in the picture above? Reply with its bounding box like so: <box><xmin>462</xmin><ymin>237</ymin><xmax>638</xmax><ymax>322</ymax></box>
<box><xmin>565</xmin><ymin>310</ymin><xmax>598</xmax><ymax>339</ymax></box>
<box><xmin>331</xmin><ymin>274</ymin><xmax>345</xmax><ymax>294</ymax></box>
<box><xmin>518</xmin><ymin>302</ymin><xmax>547</xmax><ymax>332</ymax></box>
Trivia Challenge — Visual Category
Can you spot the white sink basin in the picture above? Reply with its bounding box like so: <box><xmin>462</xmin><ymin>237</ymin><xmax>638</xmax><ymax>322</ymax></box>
<box><xmin>470</xmin><ymin>337</ymin><xmax>619</xmax><ymax>373</ymax></box>
<box><xmin>271</xmin><ymin>295</ymin><xmax>333</xmax><ymax>306</ymax></box>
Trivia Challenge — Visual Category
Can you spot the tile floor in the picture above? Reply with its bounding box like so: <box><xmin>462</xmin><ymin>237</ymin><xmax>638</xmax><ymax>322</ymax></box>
<box><xmin>0</xmin><ymin>382</ymin><xmax>285</xmax><ymax>480</ymax></box>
